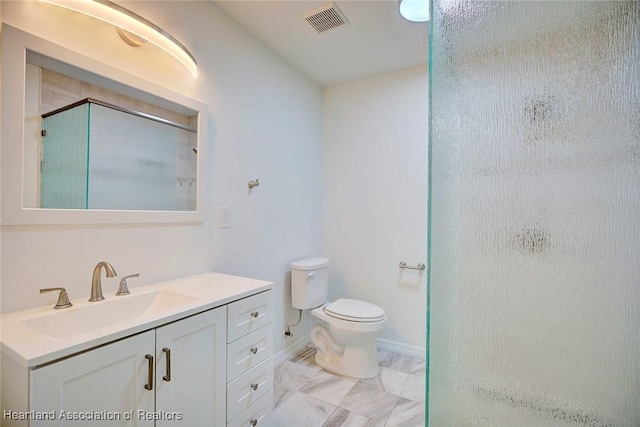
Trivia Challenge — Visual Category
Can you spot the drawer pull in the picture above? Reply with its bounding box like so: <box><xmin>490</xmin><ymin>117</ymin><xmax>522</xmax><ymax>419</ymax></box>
<box><xmin>250</xmin><ymin>346</ymin><xmax>258</xmax><ymax>355</ymax></box>
<box><xmin>251</xmin><ymin>383</ymin><xmax>259</xmax><ymax>391</ymax></box>
<box><xmin>162</xmin><ymin>347</ymin><xmax>171</xmax><ymax>382</ymax></box>
<box><xmin>251</xmin><ymin>311</ymin><xmax>259</xmax><ymax>318</ymax></box>
<box><xmin>250</xmin><ymin>419</ymin><xmax>258</xmax><ymax>426</ymax></box>
<box><xmin>144</xmin><ymin>354</ymin><xmax>154</xmax><ymax>391</ymax></box>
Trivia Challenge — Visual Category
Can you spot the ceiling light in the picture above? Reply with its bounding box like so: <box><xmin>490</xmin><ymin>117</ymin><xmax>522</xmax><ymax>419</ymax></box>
<box><xmin>398</xmin><ymin>0</ymin><xmax>430</xmax><ymax>23</ymax></box>
<box><xmin>39</xmin><ymin>0</ymin><xmax>198</xmax><ymax>76</ymax></box>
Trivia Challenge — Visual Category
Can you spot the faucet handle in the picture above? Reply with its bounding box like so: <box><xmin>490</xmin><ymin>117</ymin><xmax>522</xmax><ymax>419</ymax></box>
<box><xmin>40</xmin><ymin>287</ymin><xmax>73</xmax><ymax>309</ymax></box>
<box><xmin>116</xmin><ymin>274</ymin><xmax>139</xmax><ymax>296</ymax></box>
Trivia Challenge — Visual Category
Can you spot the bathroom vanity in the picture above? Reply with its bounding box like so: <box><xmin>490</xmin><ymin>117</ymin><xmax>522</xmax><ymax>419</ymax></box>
<box><xmin>0</xmin><ymin>273</ymin><xmax>274</xmax><ymax>426</ymax></box>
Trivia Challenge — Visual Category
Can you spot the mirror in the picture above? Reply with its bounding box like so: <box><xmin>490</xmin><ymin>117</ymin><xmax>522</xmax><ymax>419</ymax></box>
<box><xmin>29</xmin><ymin>51</ymin><xmax>198</xmax><ymax>212</ymax></box>
<box><xmin>1</xmin><ymin>25</ymin><xmax>206</xmax><ymax>225</ymax></box>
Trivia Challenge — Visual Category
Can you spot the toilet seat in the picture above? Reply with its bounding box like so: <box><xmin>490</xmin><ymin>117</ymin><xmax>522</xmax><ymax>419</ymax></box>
<box><xmin>324</xmin><ymin>299</ymin><xmax>386</xmax><ymax>323</ymax></box>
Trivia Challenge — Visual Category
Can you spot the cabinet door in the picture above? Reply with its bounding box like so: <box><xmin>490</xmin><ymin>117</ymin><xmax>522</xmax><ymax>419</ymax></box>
<box><xmin>155</xmin><ymin>307</ymin><xmax>227</xmax><ymax>427</ymax></box>
<box><xmin>30</xmin><ymin>330</ymin><xmax>155</xmax><ymax>427</ymax></box>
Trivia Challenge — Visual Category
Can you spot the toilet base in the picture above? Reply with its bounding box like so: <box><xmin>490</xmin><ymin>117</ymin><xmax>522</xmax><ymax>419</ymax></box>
<box><xmin>311</xmin><ymin>325</ymin><xmax>380</xmax><ymax>379</ymax></box>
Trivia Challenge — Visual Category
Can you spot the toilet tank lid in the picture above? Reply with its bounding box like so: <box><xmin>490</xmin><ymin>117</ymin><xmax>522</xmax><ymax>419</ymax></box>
<box><xmin>290</xmin><ymin>257</ymin><xmax>330</xmax><ymax>270</ymax></box>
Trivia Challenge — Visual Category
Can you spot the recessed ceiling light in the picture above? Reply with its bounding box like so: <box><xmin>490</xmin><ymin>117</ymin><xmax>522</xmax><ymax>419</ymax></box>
<box><xmin>399</xmin><ymin>0</ymin><xmax>429</xmax><ymax>23</ymax></box>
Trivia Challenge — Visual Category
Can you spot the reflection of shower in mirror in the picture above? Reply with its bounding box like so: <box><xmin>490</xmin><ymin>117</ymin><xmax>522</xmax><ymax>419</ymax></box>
<box><xmin>39</xmin><ymin>97</ymin><xmax>197</xmax><ymax>211</ymax></box>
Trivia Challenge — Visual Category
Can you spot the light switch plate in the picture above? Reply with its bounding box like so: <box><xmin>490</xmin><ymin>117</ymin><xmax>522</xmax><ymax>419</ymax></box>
<box><xmin>218</xmin><ymin>207</ymin><xmax>230</xmax><ymax>228</ymax></box>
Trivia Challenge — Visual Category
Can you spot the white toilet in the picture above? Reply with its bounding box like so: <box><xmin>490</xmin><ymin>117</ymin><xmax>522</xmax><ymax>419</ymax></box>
<box><xmin>290</xmin><ymin>257</ymin><xmax>387</xmax><ymax>378</ymax></box>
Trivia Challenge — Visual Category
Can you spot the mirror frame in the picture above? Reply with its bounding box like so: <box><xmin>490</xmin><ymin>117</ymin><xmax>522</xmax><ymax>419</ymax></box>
<box><xmin>1</xmin><ymin>24</ymin><xmax>206</xmax><ymax>225</ymax></box>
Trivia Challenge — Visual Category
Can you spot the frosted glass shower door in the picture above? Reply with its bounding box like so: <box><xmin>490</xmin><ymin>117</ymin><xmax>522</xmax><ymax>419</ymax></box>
<box><xmin>88</xmin><ymin>104</ymin><xmax>179</xmax><ymax>210</ymax></box>
<box><xmin>428</xmin><ymin>1</ymin><xmax>640</xmax><ymax>426</ymax></box>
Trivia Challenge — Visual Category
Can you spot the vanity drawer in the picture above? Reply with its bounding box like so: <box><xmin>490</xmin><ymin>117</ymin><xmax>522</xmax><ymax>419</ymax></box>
<box><xmin>227</xmin><ymin>325</ymin><xmax>273</xmax><ymax>381</ymax></box>
<box><xmin>227</xmin><ymin>357</ymin><xmax>274</xmax><ymax>421</ymax></box>
<box><xmin>227</xmin><ymin>387</ymin><xmax>273</xmax><ymax>427</ymax></box>
<box><xmin>227</xmin><ymin>290</ymin><xmax>272</xmax><ymax>343</ymax></box>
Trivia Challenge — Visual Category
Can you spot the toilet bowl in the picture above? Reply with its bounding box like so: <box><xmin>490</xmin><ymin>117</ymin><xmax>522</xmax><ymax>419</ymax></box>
<box><xmin>310</xmin><ymin>299</ymin><xmax>387</xmax><ymax>378</ymax></box>
<box><xmin>290</xmin><ymin>257</ymin><xmax>387</xmax><ymax>379</ymax></box>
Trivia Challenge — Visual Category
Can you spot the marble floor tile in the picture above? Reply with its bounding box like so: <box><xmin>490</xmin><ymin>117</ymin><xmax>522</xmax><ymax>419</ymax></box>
<box><xmin>275</xmin><ymin>360</ymin><xmax>321</xmax><ymax>391</ymax></box>
<box><xmin>276</xmin><ymin>347</ymin><xmax>426</xmax><ymax>427</ymax></box>
<box><xmin>374</xmin><ymin>367</ymin><xmax>409</xmax><ymax>396</ymax></box>
<box><xmin>386</xmin><ymin>398</ymin><xmax>425</xmax><ymax>427</ymax></box>
<box><xmin>273</xmin><ymin>385</ymin><xmax>336</xmax><ymax>427</ymax></box>
<box><xmin>339</xmin><ymin>380</ymin><xmax>401</xmax><ymax>423</ymax></box>
<box><xmin>322</xmin><ymin>408</ymin><xmax>385</xmax><ymax>427</ymax></box>
<box><xmin>410</xmin><ymin>358</ymin><xmax>426</xmax><ymax>376</ymax></box>
<box><xmin>299</xmin><ymin>369</ymin><xmax>358</xmax><ymax>405</ymax></box>
<box><xmin>273</xmin><ymin>384</ymin><xmax>294</xmax><ymax>410</ymax></box>
<box><xmin>399</xmin><ymin>373</ymin><xmax>425</xmax><ymax>403</ymax></box>
<box><xmin>377</xmin><ymin>350</ymin><xmax>418</xmax><ymax>374</ymax></box>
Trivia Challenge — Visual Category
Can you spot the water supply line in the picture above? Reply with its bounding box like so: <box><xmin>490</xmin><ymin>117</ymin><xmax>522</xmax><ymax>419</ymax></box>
<box><xmin>284</xmin><ymin>309</ymin><xmax>302</xmax><ymax>337</ymax></box>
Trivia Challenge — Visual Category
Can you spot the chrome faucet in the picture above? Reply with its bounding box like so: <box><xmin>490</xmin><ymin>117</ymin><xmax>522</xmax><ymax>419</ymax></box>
<box><xmin>89</xmin><ymin>261</ymin><xmax>117</xmax><ymax>302</ymax></box>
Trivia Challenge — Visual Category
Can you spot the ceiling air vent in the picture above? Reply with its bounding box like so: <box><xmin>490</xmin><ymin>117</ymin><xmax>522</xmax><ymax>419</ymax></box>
<box><xmin>303</xmin><ymin>2</ymin><xmax>350</xmax><ymax>34</ymax></box>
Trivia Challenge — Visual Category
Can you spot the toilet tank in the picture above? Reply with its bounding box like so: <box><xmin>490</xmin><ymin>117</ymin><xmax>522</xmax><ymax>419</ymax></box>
<box><xmin>290</xmin><ymin>257</ymin><xmax>330</xmax><ymax>310</ymax></box>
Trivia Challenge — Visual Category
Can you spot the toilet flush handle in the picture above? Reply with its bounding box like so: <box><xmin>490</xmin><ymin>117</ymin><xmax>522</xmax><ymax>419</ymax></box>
<box><xmin>306</xmin><ymin>272</ymin><xmax>315</xmax><ymax>279</ymax></box>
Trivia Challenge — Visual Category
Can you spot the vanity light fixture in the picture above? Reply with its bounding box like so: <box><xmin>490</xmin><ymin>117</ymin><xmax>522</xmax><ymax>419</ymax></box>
<box><xmin>398</xmin><ymin>0</ymin><xmax>429</xmax><ymax>23</ymax></box>
<box><xmin>39</xmin><ymin>0</ymin><xmax>198</xmax><ymax>76</ymax></box>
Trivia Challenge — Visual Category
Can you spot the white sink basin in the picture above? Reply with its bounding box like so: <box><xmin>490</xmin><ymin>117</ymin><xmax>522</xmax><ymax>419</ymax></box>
<box><xmin>1</xmin><ymin>272</ymin><xmax>273</xmax><ymax>368</ymax></box>
<box><xmin>22</xmin><ymin>290</ymin><xmax>198</xmax><ymax>340</ymax></box>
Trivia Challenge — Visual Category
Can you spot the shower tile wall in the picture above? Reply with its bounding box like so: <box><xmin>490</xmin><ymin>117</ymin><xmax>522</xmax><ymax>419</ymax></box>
<box><xmin>274</xmin><ymin>346</ymin><xmax>425</xmax><ymax>427</ymax></box>
<box><xmin>40</xmin><ymin>69</ymin><xmax>190</xmax><ymax>124</ymax></box>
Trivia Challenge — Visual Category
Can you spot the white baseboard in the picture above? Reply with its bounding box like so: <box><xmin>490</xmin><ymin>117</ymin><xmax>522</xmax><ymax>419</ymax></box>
<box><xmin>274</xmin><ymin>334</ymin><xmax>425</xmax><ymax>364</ymax></box>
<box><xmin>376</xmin><ymin>338</ymin><xmax>426</xmax><ymax>359</ymax></box>
<box><xmin>273</xmin><ymin>333</ymin><xmax>311</xmax><ymax>366</ymax></box>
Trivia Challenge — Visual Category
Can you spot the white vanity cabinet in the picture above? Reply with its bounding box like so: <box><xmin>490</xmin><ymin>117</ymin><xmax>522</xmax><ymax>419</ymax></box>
<box><xmin>30</xmin><ymin>307</ymin><xmax>227</xmax><ymax>426</ymax></box>
<box><xmin>225</xmin><ymin>291</ymin><xmax>274</xmax><ymax>426</ymax></box>
<box><xmin>31</xmin><ymin>330</ymin><xmax>156</xmax><ymax>426</ymax></box>
<box><xmin>154</xmin><ymin>307</ymin><xmax>226</xmax><ymax>427</ymax></box>
<box><xmin>1</xmin><ymin>273</ymin><xmax>273</xmax><ymax>427</ymax></box>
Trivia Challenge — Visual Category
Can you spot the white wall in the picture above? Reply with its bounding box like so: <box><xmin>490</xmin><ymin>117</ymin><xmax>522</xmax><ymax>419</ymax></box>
<box><xmin>0</xmin><ymin>1</ymin><xmax>323</xmax><ymax>355</ymax></box>
<box><xmin>1</xmin><ymin>1</ymin><xmax>429</xmax><ymax>355</ymax></box>
<box><xmin>323</xmin><ymin>66</ymin><xmax>428</xmax><ymax>349</ymax></box>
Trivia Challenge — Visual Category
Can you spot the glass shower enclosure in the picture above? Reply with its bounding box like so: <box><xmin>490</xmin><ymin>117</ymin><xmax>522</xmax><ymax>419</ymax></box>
<box><xmin>428</xmin><ymin>1</ymin><xmax>639</xmax><ymax>426</ymax></box>
<box><xmin>40</xmin><ymin>98</ymin><xmax>197</xmax><ymax>211</ymax></box>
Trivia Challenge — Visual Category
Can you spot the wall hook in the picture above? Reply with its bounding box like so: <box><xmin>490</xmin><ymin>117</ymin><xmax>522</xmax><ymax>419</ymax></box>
<box><xmin>248</xmin><ymin>179</ymin><xmax>260</xmax><ymax>189</ymax></box>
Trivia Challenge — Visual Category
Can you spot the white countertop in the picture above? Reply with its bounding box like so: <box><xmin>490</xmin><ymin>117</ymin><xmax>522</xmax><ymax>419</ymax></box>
<box><xmin>1</xmin><ymin>272</ymin><xmax>273</xmax><ymax>368</ymax></box>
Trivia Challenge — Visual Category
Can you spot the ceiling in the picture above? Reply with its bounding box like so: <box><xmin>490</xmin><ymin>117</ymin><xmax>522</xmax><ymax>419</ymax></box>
<box><xmin>214</xmin><ymin>1</ymin><xmax>429</xmax><ymax>87</ymax></box>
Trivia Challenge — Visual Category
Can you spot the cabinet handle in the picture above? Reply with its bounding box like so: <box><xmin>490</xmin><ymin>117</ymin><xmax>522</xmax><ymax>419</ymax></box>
<box><xmin>251</xmin><ymin>311</ymin><xmax>259</xmax><ymax>318</ymax></box>
<box><xmin>250</xmin><ymin>346</ymin><xmax>258</xmax><ymax>355</ymax></box>
<box><xmin>251</xmin><ymin>383</ymin><xmax>259</xmax><ymax>391</ymax></box>
<box><xmin>162</xmin><ymin>347</ymin><xmax>171</xmax><ymax>382</ymax></box>
<box><xmin>250</xmin><ymin>419</ymin><xmax>258</xmax><ymax>426</ymax></box>
<box><xmin>144</xmin><ymin>354</ymin><xmax>154</xmax><ymax>391</ymax></box>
